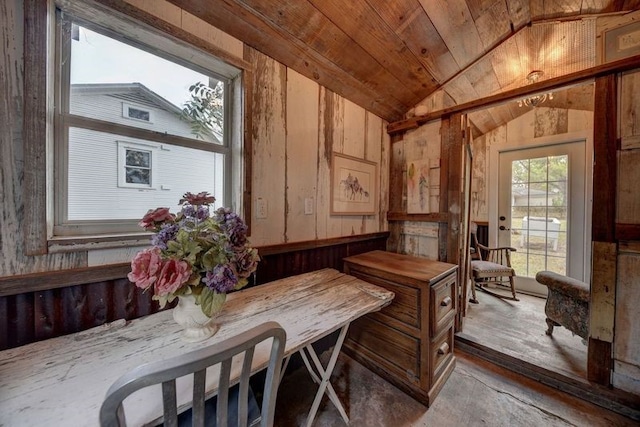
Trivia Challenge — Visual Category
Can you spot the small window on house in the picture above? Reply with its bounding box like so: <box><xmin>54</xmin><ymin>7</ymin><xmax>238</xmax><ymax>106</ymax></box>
<box><xmin>117</xmin><ymin>142</ymin><xmax>155</xmax><ymax>188</ymax></box>
<box><xmin>52</xmin><ymin>7</ymin><xmax>242</xmax><ymax>237</ymax></box>
<box><xmin>123</xmin><ymin>104</ymin><xmax>152</xmax><ymax>122</ymax></box>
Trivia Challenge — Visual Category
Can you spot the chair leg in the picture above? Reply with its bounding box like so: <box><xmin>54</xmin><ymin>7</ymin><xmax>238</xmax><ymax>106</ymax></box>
<box><xmin>545</xmin><ymin>318</ymin><xmax>559</xmax><ymax>336</ymax></box>
<box><xmin>469</xmin><ymin>279</ymin><xmax>479</xmax><ymax>304</ymax></box>
<box><xmin>508</xmin><ymin>276</ymin><xmax>518</xmax><ymax>301</ymax></box>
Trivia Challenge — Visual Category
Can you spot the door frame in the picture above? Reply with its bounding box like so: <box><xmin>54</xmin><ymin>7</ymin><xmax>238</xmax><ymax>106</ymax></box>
<box><xmin>488</xmin><ymin>129</ymin><xmax>594</xmax><ymax>283</ymax></box>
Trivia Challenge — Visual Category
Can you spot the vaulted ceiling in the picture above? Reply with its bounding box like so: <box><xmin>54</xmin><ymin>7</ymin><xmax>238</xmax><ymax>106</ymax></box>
<box><xmin>167</xmin><ymin>0</ymin><xmax>640</xmax><ymax>128</ymax></box>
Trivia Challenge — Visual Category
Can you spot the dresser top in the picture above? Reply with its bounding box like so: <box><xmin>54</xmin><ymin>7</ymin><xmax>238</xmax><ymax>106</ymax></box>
<box><xmin>344</xmin><ymin>250</ymin><xmax>457</xmax><ymax>284</ymax></box>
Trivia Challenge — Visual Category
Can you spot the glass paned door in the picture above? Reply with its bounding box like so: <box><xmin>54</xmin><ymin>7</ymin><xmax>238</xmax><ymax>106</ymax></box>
<box><xmin>498</xmin><ymin>141</ymin><xmax>588</xmax><ymax>296</ymax></box>
<box><xmin>510</xmin><ymin>155</ymin><xmax>568</xmax><ymax>277</ymax></box>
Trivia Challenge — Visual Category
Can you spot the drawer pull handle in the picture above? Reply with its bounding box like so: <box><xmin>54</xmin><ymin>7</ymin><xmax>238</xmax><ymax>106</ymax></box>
<box><xmin>437</xmin><ymin>342</ymin><xmax>450</xmax><ymax>355</ymax></box>
<box><xmin>440</xmin><ymin>296</ymin><xmax>452</xmax><ymax>307</ymax></box>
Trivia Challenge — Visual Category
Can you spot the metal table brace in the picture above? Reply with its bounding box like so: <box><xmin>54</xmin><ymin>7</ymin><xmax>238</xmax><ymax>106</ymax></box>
<box><xmin>281</xmin><ymin>325</ymin><xmax>350</xmax><ymax>426</ymax></box>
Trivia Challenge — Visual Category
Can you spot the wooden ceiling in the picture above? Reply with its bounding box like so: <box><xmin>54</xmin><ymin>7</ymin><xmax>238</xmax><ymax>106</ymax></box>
<box><xmin>167</xmin><ymin>0</ymin><xmax>640</xmax><ymax>125</ymax></box>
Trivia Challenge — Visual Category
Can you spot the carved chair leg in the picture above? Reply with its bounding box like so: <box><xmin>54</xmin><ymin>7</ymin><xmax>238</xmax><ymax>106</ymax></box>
<box><xmin>469</xmin><ymin>278</ymin><xmax>479</xmax><ymax>304</ymax></box>
<box><xmin>508</xmin><ymin>276</ymin><xmax>519</xmax><ymax>301</ymax></box>
<box><xmin>545</xmin><ymin>317</ymin><xmax>559</xmax><ymax>336</ymax></box>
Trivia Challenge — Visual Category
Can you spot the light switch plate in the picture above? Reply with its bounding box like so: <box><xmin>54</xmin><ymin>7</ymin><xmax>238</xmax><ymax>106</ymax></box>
<box><xmin>256</xmin><ymin>198</ymin><xmax>267</xmax><ymax>219</ymax></box>
<box><xmin>304</xmin><ymin>197</ymin><xmax>313</xmax><ymax>215</ymax></box>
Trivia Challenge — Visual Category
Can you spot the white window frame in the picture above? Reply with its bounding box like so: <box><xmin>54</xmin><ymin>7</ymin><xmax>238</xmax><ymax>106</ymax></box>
<box><xmin>122</xmin><ymin>103</ymin><xmax>154</xmax><ymax>123</ymax></box>
<box><xmin>48</xmin><ymin>2</ymin><xmax>244</xmax><ymax>241</ymax></box>
<box><xmin>117</xmin><ymin>141</ymin><xmax>157</xmax><ymax>189</ymax></box>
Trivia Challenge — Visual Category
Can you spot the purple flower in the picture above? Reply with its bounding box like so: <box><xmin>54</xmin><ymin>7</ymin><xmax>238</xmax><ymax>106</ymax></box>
<box><xmin>203</xmin><ymin>264</ymin><xmax>238</xmax><ymax>293</ymax></box>
<box><xmin>181</xmin><ymin>205</ymin><xmax>196</xmax><ymax>218</ymax></box>
<box><xmin>234</xmin><ymin>248</ymin><xmax>259</xmax><ymax>278</ymax></box>
<box><xmin>151</xmin><ymin>223</ymin><xmax>179</xmax><ymax>250</ymax></box>
<box><xmin>195</xmin><ymin>205</ymin><xmax>210</xmax><ymax>221</ymax></box>
<box><xmin>214</xmin><ymin>207</ymin><xmax>248</xmax><ymax>247</ymax></box>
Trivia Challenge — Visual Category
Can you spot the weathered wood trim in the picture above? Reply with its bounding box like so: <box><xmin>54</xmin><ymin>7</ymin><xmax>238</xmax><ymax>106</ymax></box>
<box><xmin>439</xmin><ymin>118</ymin><xmax>451</xmax><ymax>262</ymax></box>
<box><xmin>257</xmin><ymin>232</ymin><xmax>389</xmax><ymax>256</ymax></box>
<box><xmin>588</xmin><ymin>336</ymin><xmax>614</xmax><ymax>387</ymax></box>
<box><xmin>0</xmin><ymin>263</ymin><xmax>132</xmax><ymax>297</ymax></box>
<box><xmin>23</xmin><ymin>0</ymin><xmax>51</xmax><ymax>255</ymax></box>
<box><xmin>47</xmin><ymin>234</ymin><xmax>151</xmax><ymax>253</ymax></box>
<box><xmin>588</xmin><ymin>74</ymin><xmax>618</xmax><ymax>386</ymax></box>
<box><xmin>71</xmin><ymin>0</ymin><xmax>252</xmax><ymax>71</ymax></box>
<box><xmin>592</xmin><ymin>75</ymin><xmax>618</xmax><ymax>242</ymax></box>
<box><xmin>386</xmin><ymin>212</ymin><xmax>449</xmax><ymax>223</ymax></box>
<box><xmin>0</xmin><ymin>232</ymin><xmax>389</xmax><ymax>296</ymax></box>
<box><xmin>446</xmin><ymin>113</ymin><xmax>463</xmax><ymax>266</ymax></box>
<box><xmin>615</xmin><ymin>223</ymin><xmax>640</xmax><ymax>241</ymax></box>
<box><xmin>242</xmin><ymin>50</ymin><xmax>253</xmax><ymax>234</ymax></box>
<box><xmin>387</xmin><ymin>54</ymin><xmax>640</xmax><ymax>135</ymax></box>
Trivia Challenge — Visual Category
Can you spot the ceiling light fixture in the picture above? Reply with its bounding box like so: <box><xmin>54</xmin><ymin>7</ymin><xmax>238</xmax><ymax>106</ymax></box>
<box><xmin>518</xmin><ymin>70</ymin><xmax>554</xmax><ymax>107</ymax></box>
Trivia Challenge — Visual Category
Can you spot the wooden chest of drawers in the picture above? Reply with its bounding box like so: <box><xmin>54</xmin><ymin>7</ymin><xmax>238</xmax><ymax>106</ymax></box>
<box><xmin>342</xmin><ymin>250</ymin><xmax>457</xmax><ymax>406</ymax></box>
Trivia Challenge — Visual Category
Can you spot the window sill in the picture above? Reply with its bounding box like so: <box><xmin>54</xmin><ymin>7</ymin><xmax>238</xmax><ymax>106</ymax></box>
<box><xmin>47</xmin><ymin>233</ymin><xmax>152</xmax><ymax>253</ymax></box>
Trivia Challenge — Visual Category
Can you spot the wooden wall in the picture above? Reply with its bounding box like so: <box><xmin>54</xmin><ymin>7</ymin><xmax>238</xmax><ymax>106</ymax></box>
<box><xmin>388</xmin><ymin>120</ymin><xmax>443</xmax><ymax>259</ymax></box>
<box><xmin>0</xmin><ymin>0</ymin><xmax>389</xmax><ymax>347</ymax></box>
<box><xmin>0</xmin><ymin>233</ymin><xmax>388</xmax><ymax>350</ymax></box>
<box><xmin>613</xmin><ymin>69</ymin><xmax>640</xmax><ymax>395</ymax></box>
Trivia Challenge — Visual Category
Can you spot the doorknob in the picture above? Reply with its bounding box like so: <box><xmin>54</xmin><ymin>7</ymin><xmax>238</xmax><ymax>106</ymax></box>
<box><xmin>499</xmin><ymin>225</ymin><xmax>510</xmax><ymax>231</ymax></box>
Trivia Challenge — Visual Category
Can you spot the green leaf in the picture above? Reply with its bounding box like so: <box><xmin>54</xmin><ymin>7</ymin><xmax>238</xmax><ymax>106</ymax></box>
<box><xmin>198</xmin><ymin>287</ymin><xmax>227</xmax><ymax>317</ymax></box>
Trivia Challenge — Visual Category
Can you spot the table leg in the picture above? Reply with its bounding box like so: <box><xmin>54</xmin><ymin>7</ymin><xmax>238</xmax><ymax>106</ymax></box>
<box><xmin>303</xmin><ymin>324</ymin><xmax>350</xmax><ymax>427</ymax></box>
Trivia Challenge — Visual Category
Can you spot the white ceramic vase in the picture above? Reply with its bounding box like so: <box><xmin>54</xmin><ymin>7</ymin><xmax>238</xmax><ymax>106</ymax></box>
<box><xmin>173</xmin><ymin>294</ymin><xmax>220</xmax><ymax>342</ymax></box>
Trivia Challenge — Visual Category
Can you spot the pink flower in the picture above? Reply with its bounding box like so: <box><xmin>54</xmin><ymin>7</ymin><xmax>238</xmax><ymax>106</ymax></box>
<box><xmin>155</xmin><ymin>259</ymin><xmax>191</xmax><ymax>296</ymax></box>
<box><xmin>179</xmin><ymin>191</ymin><xmax>215</xmax><ymax>206</ymax></box>
<box><xmin>139</xmin><ymin>207</ymin><xmax>174</xmax><ymax>230</ymax></box>
<box><xmin>128</xmin><ymin>248</ymin><xmax>162</xmax><ymax>290</ymax></box>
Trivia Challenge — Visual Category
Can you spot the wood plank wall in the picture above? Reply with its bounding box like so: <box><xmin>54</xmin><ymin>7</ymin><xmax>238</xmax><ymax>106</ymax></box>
<box><xmin>0</xmin><ymin>233</ymin><xmax>388</xmax><ymax>350</ymax></box>
<box><xmin>0</xmin><ymin>1</ymin><xmax>391</xmax><ymax>350</ymax></box>
<box><xmin>612</xmin><ymin>69</ymin><xmax>640</xmax><ymax>394</ymax></box>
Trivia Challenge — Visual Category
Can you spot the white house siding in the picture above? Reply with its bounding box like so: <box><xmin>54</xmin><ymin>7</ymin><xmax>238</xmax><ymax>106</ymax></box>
<box><xmin>70</xmin><ymin>91</ymin><xmax>217</xmax><ymax>143</ymax></box>
<box><xmin>67</xmin><ymin>127</ymin><xmax>223</xmax><ymax>220</ymax></box>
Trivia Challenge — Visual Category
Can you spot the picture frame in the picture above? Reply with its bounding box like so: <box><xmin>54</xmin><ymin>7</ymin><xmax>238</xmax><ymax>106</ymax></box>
<box><xmin>604</xmin><ymin>20</ymin><xmax>640</xmax><ymax>63</ymax></box>
<box><xmin>330</xmin><ymin>152</ymin><xmax>378</xmax><ymax>215</ymax></box>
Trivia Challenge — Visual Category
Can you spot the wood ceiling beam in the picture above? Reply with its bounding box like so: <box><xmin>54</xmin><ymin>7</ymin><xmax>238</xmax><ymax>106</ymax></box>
<box><xmin>387</xmin><ymin>53</ymin><xmax>640</xmax><ymax>134</ymax></box>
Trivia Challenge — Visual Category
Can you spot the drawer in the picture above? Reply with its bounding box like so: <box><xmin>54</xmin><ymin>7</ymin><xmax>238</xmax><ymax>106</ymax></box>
<box><xmin>347</xmin><ymin>270</ymin><xmax>420</xmax><ymax>329</ymax></box>
<box><xmin>346</xmin><ymin>316</ymin><xmax>420</xmax><ymax>384</ymax></box>
<box><xmin>430</xmin><ymin>274</ymin><xmax>456</xmax><ymax>336</ymax></box>
<box><xmin>430</xmin><ymin>325</ymin><xmax>454</xmax><ymax>384</ymax></box>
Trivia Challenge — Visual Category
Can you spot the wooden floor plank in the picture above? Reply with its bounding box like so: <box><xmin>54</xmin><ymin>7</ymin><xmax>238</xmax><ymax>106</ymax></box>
<box><xmin>461</xmin><ymin>290</ymin><xmax>588</xmax><ymax>382</ymax></box>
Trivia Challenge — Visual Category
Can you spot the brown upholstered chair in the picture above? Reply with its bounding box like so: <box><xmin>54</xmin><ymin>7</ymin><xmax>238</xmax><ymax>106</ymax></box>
<box><xmin>469</xmin><ymin>222</ymin><xmax>519</xmax><ymax>303</ymax></box>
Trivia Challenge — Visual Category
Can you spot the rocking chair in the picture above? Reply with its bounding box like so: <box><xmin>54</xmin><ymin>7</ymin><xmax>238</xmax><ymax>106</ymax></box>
<box><xmin>469</xmin><ymin>222</ymin><xmax>519</xmax><ymax>303</ymax></box>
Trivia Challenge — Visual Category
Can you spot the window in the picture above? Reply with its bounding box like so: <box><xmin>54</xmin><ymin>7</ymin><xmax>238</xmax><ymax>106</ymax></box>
<box><xmin>49</xmin><ymin>5</ymin><xmax>244</xmax><ymax>239</ymax></box>
<box><xmin>117</xmin><ymin>142</ymin><xmax>156</xmax><ymax>189</ymax></box>
<box><xmin>123</xmin><ymin>104</ymin><xmax>152</xmax><ymax>123</ymax></box>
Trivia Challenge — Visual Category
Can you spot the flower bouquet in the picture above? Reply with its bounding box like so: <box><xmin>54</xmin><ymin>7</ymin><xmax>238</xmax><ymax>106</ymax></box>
<box><xmin>128</xmin><ymin>191</ymin><xmax>259</xmax><ymax>318</ymax></box>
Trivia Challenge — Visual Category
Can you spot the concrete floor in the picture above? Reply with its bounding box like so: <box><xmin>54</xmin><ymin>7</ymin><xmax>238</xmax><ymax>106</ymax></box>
<box><xmin>274</xmin><ymin>349</ymin><xmax>637</xmax><ymax>427</ymax></box>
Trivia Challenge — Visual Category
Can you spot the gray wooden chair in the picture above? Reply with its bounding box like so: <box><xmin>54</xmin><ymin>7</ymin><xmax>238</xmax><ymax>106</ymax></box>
<box><xmin>469</xmin><ymin>222</ymin><xmax>519</xmax><ymax>303</ymax></box>
<box><xmin>100</xmin><ymin>321</ymin><xmax>287</xmax><ymax>427</ymax></box>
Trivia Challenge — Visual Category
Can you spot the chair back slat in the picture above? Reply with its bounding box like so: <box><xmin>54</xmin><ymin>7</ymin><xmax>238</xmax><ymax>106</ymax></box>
<box><xmin>217</xmin><ymin>359</ymin><xmax>232</xmax><ymax>426</ymax></box>
<box><xmin>161</xmin><ymin>380</ymin><xmax>178</xmax><ymax>427</ymax></box>
<box><xmin>99</xmin><ymin>322</ymin><xmax>287</xmax><ymax>427</ymax></box>
<box><xmin>238</xmin><ymin>346</ymin><xmax>255</xmax><ymax>427</ymax></box>
<box><xmin>191</xmin><ymin>370</ymin><xmax>206</xmax><ymax>427</ymax></box>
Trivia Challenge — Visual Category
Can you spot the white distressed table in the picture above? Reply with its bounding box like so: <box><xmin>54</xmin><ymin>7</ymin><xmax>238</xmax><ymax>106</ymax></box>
<box><xmin>0</xmin><ymin>268</ymin><xmax>394</xmax><ymax>426</ymax></box>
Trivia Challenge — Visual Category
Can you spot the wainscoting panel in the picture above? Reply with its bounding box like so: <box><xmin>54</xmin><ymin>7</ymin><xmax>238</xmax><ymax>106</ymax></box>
<box><xmin>0</xmin><ymin>233</ymin><xmax>388</xmax><ymax>350</ymax></box>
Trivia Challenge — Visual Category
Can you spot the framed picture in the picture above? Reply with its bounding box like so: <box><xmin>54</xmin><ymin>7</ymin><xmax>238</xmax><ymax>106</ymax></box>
<box><xmin>331</xmin><ymin>152</ymin><xmax>378</xmax><ymax>215</ymax></box>
<box><xmin>604</xmin><ymin>20</ymin><xmax>640</xmax><ymax>63</ymax></box>
<box><xmin>406</xmin><ymin>159</ymin><xmax>431</xmax><ymax>214</ymax></box>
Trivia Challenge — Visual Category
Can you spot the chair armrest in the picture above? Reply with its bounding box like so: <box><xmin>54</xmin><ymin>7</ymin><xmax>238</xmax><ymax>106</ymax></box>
<box><xmin>477</xmin><ymin>243</ymin><xmax>517</xmax><ymax>252</ymax></box>
<box><xmin>535</xmin><ymin>271</ymin><xmax>590</xmax><ymax>302</ymax></box>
